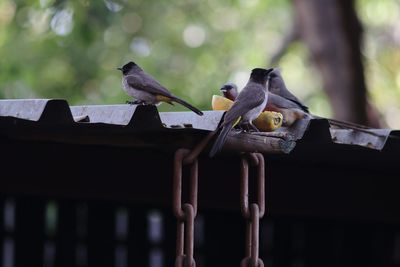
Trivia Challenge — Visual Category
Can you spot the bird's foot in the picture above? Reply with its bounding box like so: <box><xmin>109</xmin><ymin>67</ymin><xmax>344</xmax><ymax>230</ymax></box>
<box><xmin>241</xmin><ymin>122</ymin><xmax>259</xmax><ymax>133</ymax></box>
<box><xmin>126</xmin><ymin>100</ymin><xmax>145</xmax><ymax>105</ymax></box>
<box><xmin>249</xmin><ymin>123</ymin><xmax>260</xmax><ymax>132</ymax></box>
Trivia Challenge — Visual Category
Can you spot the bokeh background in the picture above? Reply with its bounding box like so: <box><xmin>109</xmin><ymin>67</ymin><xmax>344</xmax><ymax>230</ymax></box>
<box><xmin>0</xmin><ymin>0</ymin><xmax>399</xmax><ymax>127</ymax></box>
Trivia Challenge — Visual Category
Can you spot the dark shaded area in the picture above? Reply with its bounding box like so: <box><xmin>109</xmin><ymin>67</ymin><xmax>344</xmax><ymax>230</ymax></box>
<box><xmin>0</xmin><ymin>130</ymin><xmax>400</xmax><ymax>266</ymax></box>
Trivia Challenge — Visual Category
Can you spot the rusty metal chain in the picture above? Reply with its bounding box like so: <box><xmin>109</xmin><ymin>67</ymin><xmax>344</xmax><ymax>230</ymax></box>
<box><xmin>173</xmin><ymin>148</ymin><xmax>198</xmax><ymax>267</ymax></box>
<box><xmin>240</xmin><ymin>153</ymin><xmax>265</xmax><ymax>267</ymax></box>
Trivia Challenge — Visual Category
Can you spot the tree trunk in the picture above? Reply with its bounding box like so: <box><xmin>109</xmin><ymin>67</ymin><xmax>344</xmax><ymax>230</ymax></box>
<box><xmin>292</xmin><ymin>0</ymin><xmax>380</xmax><ymax>127</ymax></box>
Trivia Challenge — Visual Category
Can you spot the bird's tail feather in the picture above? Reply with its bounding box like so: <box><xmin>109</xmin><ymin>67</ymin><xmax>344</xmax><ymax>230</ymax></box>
<box><xmin>209</xmin><ymin>122</ymin><xmax>233</xmax><ymax>157</ymax></box>
<box><xmin>171</xmin><ymin>97</ymin><xmax>203</xmax><ymax>116</ymax></box>
<box><xmin>311</xmin><ymin>115</ymin><xmax>390</xmax><ymax>137</ymax></box>
<box><xmin>326</xmin><ymin>118</ymin><xmax>371</xmax><ymax>129</ymax></box>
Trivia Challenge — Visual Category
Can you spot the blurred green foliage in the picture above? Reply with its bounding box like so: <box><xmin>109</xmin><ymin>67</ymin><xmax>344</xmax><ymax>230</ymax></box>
<box><xmin>0</xmin><ymin>0</ymin><xmax>399</xmax><ymax>127</ymax></box>
<box><xmin>357</xmin><ymin>0</ymin><xmax>400</xmax><ymax>128</ymax></box>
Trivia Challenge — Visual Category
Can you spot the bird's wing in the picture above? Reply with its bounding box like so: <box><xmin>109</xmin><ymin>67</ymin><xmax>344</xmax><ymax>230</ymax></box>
<box><xmin>270</xmin><ymin>78</ymin><xmax>309</xmax><ymax>112</ymax></box>
<box><xmin>270</xmin><ymin>78</ymin><xmax>299</xmax><ymax>102</ymax></box>
<box><xmin>268</xmin><ymin>93</ymin><xmax>303</xmax><ymax>109</ymax></box>
<box><xmin>278</xmin><ymin>89</ymin><xmax>309</xmax><ymax>112</ymax></box>
<box><xmin>126</xmin><ymin>72</ymin><xmax>172</xmax><ymax>96</ymax></box>
<box><xmin>223</xmin><ymin>83</ymin><xmax>266</xmax><ymax>124</ymax></box>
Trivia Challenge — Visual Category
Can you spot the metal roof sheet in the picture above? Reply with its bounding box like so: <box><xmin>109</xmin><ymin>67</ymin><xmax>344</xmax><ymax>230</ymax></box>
<box><xmin>0</xmin><ymin>99</ymin><xmax>398</xmax><ymax>154</ymax></box>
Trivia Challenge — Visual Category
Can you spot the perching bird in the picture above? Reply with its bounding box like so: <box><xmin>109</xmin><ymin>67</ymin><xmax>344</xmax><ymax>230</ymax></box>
<box><xmin>221</xmin><ymin>70</ymin><xmax>386</xmax><ymax>136</ymax></box>
<box><xmin>220</xmin><ymin>81</ymin><xmax>308</xmax><ymax>126</ymax></box>
<box><xmin>118</xmin><ymin>61</ymin><xmax>203</xmax><ymax>116</ymax></box>
<box><xmin>211</xmin><ymin>94</ymin><xmax>283</xmax><ymax>131</ymax></box>
<box><xmin>266</xmin><ymin>68</ymin><xmax>380</xmax><ymax>130</ymax></box>
<box><xmin>268</xmin><ymin>68</ymin><xmax>309</xmax><ymax>113</ymax></box>
<box><xmin>222</xmin><ymin>68</ymin><xmax>378</xmax><ymax>128</ymax></box>
<box><xmin>266</xmin><ymin>93</ymin><xmax>309</xmax><ymax>126</ymax></box>
<box><xmin>220</xmin><ymin>83</ymin><xmax>238</xmax><ymax>102</ymax></box>
<box><xmin>209</xmin><ymin>68</ymin><xmax>273</xmax><ymax>157</ymax></box>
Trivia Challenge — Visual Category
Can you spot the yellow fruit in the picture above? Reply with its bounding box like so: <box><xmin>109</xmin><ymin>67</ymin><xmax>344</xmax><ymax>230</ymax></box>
<box><xmin>212</xmin><ymin>95</ymin><xmax>234</xmax><ymax>111</ymax></box>
<box><xmin>253</xmin><ymin>111</ymin><xmax>283</xmax><ymax>132</ymax></box>
<box><xmin>211</xmin><ymin>95</ymin><xmax>283</xmax><ymax>132</ymax></box>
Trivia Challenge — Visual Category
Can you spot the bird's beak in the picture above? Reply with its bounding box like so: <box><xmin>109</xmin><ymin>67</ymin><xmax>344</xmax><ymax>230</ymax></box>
<box><xmin>220</xmin><ymin>89</ymin><xmax>227</xmax><ymax>93</ymax></box>
<box><xmin>117</xmin><ymin>67</ymin><xmax>122</xmax><ymax>71</ymax></box>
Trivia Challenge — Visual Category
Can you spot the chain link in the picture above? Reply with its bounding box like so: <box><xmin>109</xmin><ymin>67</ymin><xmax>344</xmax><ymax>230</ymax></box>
<box><xmin>173</xmin><ymin>148</ymin><xmax>265</xmax><ymax>267</ymax></box>
<box><xmin>240</xmin><ymin>153</ymin><xmax>266</xmax><ymax>267</ymax></box>
<box><xmin>173</xmin><ymin>149</ymin><xmax>198</xmax><ymax>267</ymax></box>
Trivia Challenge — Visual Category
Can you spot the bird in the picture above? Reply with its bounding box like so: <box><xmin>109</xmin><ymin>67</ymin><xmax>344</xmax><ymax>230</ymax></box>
<box><xmin>209</xmin><ymin>68</ymin><xmax>273</xmax><ymax>157</ymax></box>
<box><xmin>211</xmin><ymin>91</ymin><xmax>283</xmax><ymax>131</ymax></box>
<box><xmin>220</xmin><ymin>83</ymin><xmax>238</xmax><ymax>102</ymax></box>
<box><xmin>220</xmin><ymin>70</ymin><xmax>388</xmax><ymax>138</ymax></box>
<box><xmin>266</xmin><ymin>93</ymin><xmax>309</xmax><ymax>126</ymax></box>
<box><xmin>266</xmin><ymin>68</ymin><xmax>381</xmax><ymax>130</ymax></box>
<box><xmin>268</xmin><ymin>68</ymin><xmax>309</xmax><ymax>113</ymax></box>
<box><xmin>118</xmin><ymin>61</ymin><xmax>203</xmax><ymax>116</ymax></box>
<box><xmin>220</xmin><ymin>80</ymin><xmax>309</xmax><ymax>127</ymax></box>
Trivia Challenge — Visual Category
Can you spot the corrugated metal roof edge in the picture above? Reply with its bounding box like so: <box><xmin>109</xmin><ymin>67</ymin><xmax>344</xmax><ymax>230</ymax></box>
<box><xmin>0</xmin><ymin>99</ymin><xmax>398</xmax><ymax>153</ymax></box>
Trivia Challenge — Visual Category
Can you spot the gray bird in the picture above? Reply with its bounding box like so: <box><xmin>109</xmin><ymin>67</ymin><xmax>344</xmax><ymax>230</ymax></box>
<box><xmin>118</xmin><ymin>61</ymin><xmax>203</xmax><ymax>116</ymax></box>
<box><xmin>221</xmin><ymin>71</ymin><xmax>383</xmax><ymax>135</ymax></box>
<box><xmin>267</xmin><ymin>68</ymin><xmax>375</xmax><ymax>129</ymax></box>
<box><xmin>268</xmin><ymin>68</ymin><xmax>309</xmax><ymax>113</ymax></box>
<box><xmin>220</xmin><ymin>80</ymin><xmax>309</xmax><ymax>126</ymax></box>
<box><xmin>220</xmin><ymin>83</ymin><xmax>238</xmax><ymax>101</ymax></box>
<box><xmin>266</xmin><ymin>93</ymin><xmax>310</xmax><ymax>126</ymax></box>
<box><xmin>209</xmin><ymin>68</ymin><xmax>273</xmax><ymax>157</ymax></box>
